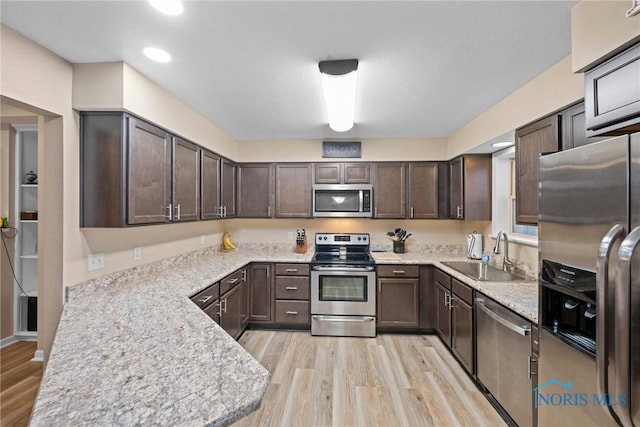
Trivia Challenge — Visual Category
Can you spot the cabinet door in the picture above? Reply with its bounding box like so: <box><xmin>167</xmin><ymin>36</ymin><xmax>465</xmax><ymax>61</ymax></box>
<box><xmin>173</xmin><ymin>138</ymin><xmax>200</xmax><ymax>221</ymax></box>
<box><xmin>451</xmin><ymin>295</ymin><xmax>474</xmax><ymax>373</ymax></box>
<box><xmin>515</xmin><ymin>115</ymin><xmax>559</xmax><ymax>224</ymax></box>
<box><xmin>377</xmin><ymin>278</ymin><xmax>419</xmax><ymax>328</ymax></box>
<box><xmin>314</xmin><ymin>163</ymin><xmax>341</xmax><ymax>184</ymax></box>
<box><xmin>237</xmin><ymin>163</ymin><xmax>274</xmax><ymax>217</ymax></box>
<box><xmin>463</xmin><ymin>155</ymin><xmax>492</xmax><ymax>221</ymax></box>
<box><xmin>220</xmin><ymin>284</ymin><xmax>242</xmax><ymax>340</ymax></box>
<box><xmin>343</xmin><ymin>163</ymin><xmax>370</xmax><ymax>183</ymax></box>
<box><xmin>408</xmin><ymin>162</ymin><xmax>439</xmax><ymax>219</ymax></box>
<box><xmin>435</xmin><ymin>283</ymin><xmax>451</xmax><ymax>345</ymax></box>
<box><xmin>240</xmin><ymin>276</ymin><xmax>249</xmax><ymax>330</ymax></box>
<box><xmin>448</xmin><ymin>157</ymin><xmax>464</xmax><ymax>219</ymax></box>
<box><xmin>373</xmin><ymin>162</ymin><xmax>406</xmax><ymax>218</ymax></box>
<box><xmin>200</xmin><ymin>149</ymin><xmax>221</xmax><ymax>220</ymax></box>
<box><xmin>585</xmin><ymin>43</ymin><xmax>640</xmax><ymax>136</ymax></box>
<box><xmin>561</xmin><ymin>103</ymin><xmax>609</xmax><ymax>150</ymax></box>
<box><xmin>249</xmin><ymin>263</ymin><xmax>274</xmax><ymax>322</ymax></box>
<box><xmin>275</xmin><ymin>164</ymin><xmax>312</xmax><ymax>217</ymax></box>
<box><xmin>221</xmin><ymin>158</ymin><xmax>236</xmax><ymax>218</ymax></box>
<box><xmin>127</xmin><ymin>117</ymin><xmax>172</xmax><ymax>224</ymax></box>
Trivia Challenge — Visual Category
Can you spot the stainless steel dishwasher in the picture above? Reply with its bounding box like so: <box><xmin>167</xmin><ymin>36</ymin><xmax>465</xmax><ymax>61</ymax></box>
<box><xmin>476</xmin><ymin>296</ymin><xmax>533</xmax><ymax>427</ymax></box>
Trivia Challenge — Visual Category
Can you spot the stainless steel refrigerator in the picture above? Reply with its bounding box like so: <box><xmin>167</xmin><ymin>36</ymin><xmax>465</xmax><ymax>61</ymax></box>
<box><xmin>538</xmin><ymin>132</ymin><xmax>640</xmax><ymax>426</ymax></box>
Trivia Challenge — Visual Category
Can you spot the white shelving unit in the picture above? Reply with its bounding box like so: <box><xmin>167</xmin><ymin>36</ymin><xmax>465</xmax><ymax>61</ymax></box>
<box><xmin>14</xmin><ymin>125</ymin><xmax>38</xmax><ymax>335</ymax></box>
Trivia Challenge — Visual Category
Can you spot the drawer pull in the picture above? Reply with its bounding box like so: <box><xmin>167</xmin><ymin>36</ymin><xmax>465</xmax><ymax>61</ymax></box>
<box><xmin>285</xmin><ymin>268</ymin><xmax>298</xmax><ymax>273</ymax></box>
<box><xmin>227</xmin><ymin>278</ymin><xmax>239</xmax><ymax>285</ymax></box>
<box><xmin>393</xmin><ymin>270</ymin><xmax>406</xmax><ymax>274</ymax></box>
<box><xmin>198</xmin><ymin>295</ymin><xmax>213</xmax><ymax>304</ymax></box>
<box><xmin>285</xmin><ymin>311</ymin><xmax>299</xmax><ymax>315</ymax></box>
<box><xmin>285</xmin><ymin>286</ymin><xmax>298</xmax><ymax>290</ymax></box>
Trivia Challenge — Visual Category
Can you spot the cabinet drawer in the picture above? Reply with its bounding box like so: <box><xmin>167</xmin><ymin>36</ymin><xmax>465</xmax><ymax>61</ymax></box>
<box><xmin>434</xmin><ymin>268</ymin><xmax>451</xmax><ymax>290</ymax></box>
<box><xmin>377</xmin><ymin>265</ymin><xmax>419</xmax><ymax>278</ymax></box>
<box><xmin>275</xmin><ymin>300</ymin><xmax>310</xmax><ymax>324</ymax></box>
<box><xmin>220</xmin><ymin>269</ymin><xmax>244</xmax><ymax>295</ymax></box>
<box><xmin>452</xmin><ymin>278</ymin><xmax>473</xmax><ymax>305</ymax></box>
<box><xmin>190</xmin><ymin>283</ymin><xmax>219</xmax><ymax>308</ymax></box>
<box><xmin>275</xmin><ymin>277</ymin><xmax>309</xmax><ymax>300</ymax></box>
<box><xmin>275</xmin><ymin>263</ymin><xmax>310</xmax><ymax>276</ymax></box>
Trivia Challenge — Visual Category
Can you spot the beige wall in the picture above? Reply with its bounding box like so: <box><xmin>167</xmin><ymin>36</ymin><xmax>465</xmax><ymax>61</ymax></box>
<box><xmin>572</xmin><ymin>0</ymin><xmax>640</xmax><ymax>72</ymax></box>
<box><xmin>0</xmin><ymin>125</ymin><xmax>16</xmax><ymax>339</ymax></box>
<box><xmin>237</xmin><ymin>137</ymin><xmax>447</xmax><ymax>162</ymax></box>
<box><xmin>447</xmin><ymin>56</ymin><xmax>583</xmax><ymax>158</ymax></box>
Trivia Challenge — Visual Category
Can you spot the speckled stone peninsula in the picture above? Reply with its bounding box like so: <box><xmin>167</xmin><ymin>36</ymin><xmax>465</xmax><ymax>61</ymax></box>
<box><xmin>31</xmin><ymin>244</ymin><xmax>537</xmax><ymax>426</ymax></box>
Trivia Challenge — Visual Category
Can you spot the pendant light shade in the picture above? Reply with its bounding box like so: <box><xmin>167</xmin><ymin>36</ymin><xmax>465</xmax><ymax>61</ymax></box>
<box><xmin>319</xmin><ymin>59</ymin><xmax>359</xmax><ymax>132</ymax></box>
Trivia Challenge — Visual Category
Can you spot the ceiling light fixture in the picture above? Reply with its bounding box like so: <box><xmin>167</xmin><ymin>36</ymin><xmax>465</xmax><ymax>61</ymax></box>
<box><xmin>143</xmin><ymin>47</ymin><xmax>172</xmax><ymax>63</ymax></box>
<box><xmin>319</xmin><ymin>59</ymin><xmax>359</xmax><ymax>132</ymax></box>
<box><xmin>148</xmin><ymin>0</ymin><xmax>183</xmax><ymax>16</ymax></box>
<box><xmin>491</xmin><ymin>141</ymin><xmax>514</xmax><ymax>148</ymax></box>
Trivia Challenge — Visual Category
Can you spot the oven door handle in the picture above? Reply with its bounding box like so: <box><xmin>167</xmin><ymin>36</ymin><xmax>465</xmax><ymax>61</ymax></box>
<box><xmin>312</xmin><ymin>315</ymin><xmax>375</xmax><ymax>323</ymax></box>
<box><xmin>312</xmin><ymin>266</ymin><xmax>375</xmax><ymax>272</ymax></box>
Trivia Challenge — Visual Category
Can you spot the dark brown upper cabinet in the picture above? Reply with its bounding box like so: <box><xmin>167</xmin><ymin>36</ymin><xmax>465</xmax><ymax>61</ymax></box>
<box><xmin>407</xmin><ymin>162</ymin><xmax>439</xmax><ymax>219</ymax></box>
<box><xmin>314</xmin><ymin>162</ymin><xmax>370</xmax><ymax>184</ymax></box>
<box><xmin>561</xmin><ymin>102</ymin><xmax>609</xmax><ymax>151</ymax></box>
<box><xmin>448</xmin><ymin>155</ymin><xmax>491</xmax><ymax>221</ymax></box>
<box><xmin>172</xmin><ymin>138</ymin><xmax>200</xmax><ymax>222</ymax></box>
<box><xmin>237</xmin><ymin>163</ymin><xmax>274</xmax><ymax>218</ymax></box>
<box><xmin>81</xmin><ymin>112</ymin><xmax>174</xmax><ymax>227</ymax></box>
<box><xmin>200</xmin><ymin>149</ymin><xmax>221</xmax><ymax>220</ymax></box>
<box><xmin>515</xmin><ymin>115</ymin><xmax>560</xmax><ymax>224</ymax></box>
<box><xmin>275</xmin><ymin>163</ymin><xmax>312</xmax><ymax>217</ymax></box>
<box><xmin>372</xmin><ymin>162</ymin><xmax>406</xmax><ymax>218</ymax></box>
<box><xmin>585</xmin><ymin>43</ymin><xmax>640</xmax><ymax>137</ymax></box>
<box><xmin>221</xmin><ymin>158</ymin><xmax>237</xmax><ymax>218</ymax></box>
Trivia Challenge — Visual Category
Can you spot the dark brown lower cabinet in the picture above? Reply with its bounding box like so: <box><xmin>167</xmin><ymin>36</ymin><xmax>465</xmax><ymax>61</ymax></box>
<box><xmin>377</xmin><ymin>278</ymin><xmax>419</xmax><ymax>328</ymax></box>
<box><xmin>434</xmin><ymin>268</ymin><xmax>474</xmax><ymax>374</ymax></box>
<box><xmin>249</xmin><ymin>263</ymin><xmax>274</xmax><ymax>323</ymax></box>
<box><xmin>419</xmin><ymin>266</ymin><xmax>436</xmax><ymax>330</ymax></box>
<box><xmin>220</xmin><ymin>283</ymin><xmax>243</xmax><ymax>340</ymax></box>
<box><xmin>451</xmin><ymin>278</ymin><xmax>474</xmax><ymax>373</ymax></box>
<box><xmin>274</xmin><ymin>263</ymin><xmax>310</xmax><ymax>326</ymax></box>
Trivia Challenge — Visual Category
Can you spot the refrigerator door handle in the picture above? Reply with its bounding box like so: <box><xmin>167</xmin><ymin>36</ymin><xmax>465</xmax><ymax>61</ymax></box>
<box><xmin>596</xmin><ymin>224</ymin><xmax>625</xmax><ymax>403</ymax></box>
<box><xmin>614</xmin><ymin>226</ymin><xmax>640</xmax><ymax>427</ymax></box>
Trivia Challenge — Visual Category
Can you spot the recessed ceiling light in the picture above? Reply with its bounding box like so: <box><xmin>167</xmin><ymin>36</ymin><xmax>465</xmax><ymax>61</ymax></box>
<box><xmin>491</xmin><ymin>141</ymin><xmax>514</xmax><ymax>148</ymax></box>
<box><xmin>143</xmin><ymin>47</ymin><xmax>172</xmax><ymax>63</ymax></box>
<box><xmin>148</xmin><ymin>0</ymin><xmax>183</xmax><ymax>16</ymax></box>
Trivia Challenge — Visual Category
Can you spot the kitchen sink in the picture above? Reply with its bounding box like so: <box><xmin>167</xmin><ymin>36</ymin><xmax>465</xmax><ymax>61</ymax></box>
<box><xmin>441</xmin><ymin>261</ymin><xmax>532</xmax><ymax>282</ymax></box>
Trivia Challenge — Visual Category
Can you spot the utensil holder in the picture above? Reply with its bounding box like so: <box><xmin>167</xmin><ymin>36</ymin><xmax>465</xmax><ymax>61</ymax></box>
<box><xmin>393</xmin><ymin>240</ymin><xmax>405</xmax><ymax>254</ymax></box>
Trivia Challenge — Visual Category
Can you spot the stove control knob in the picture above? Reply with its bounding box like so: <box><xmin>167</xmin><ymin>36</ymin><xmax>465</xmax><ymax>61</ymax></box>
<box><xmin>357</xmin><ymin>236</ymin><xmax>362</xmax><ymax>241</ymax></box>
<box><xmin>323</xmin><ymin>236</ymin><xmax>328</xmax><ymax>240</ymax></box>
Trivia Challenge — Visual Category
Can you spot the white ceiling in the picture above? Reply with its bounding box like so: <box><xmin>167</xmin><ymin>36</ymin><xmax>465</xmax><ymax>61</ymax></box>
<box><xmin>0</xmin><ymin>1</ymin><xmax>576</xmax><ymax>141</ymax></box>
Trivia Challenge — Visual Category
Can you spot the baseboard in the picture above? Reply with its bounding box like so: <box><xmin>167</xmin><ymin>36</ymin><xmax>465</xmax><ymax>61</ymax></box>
<box><xmin>31</xmin><ymin>349</ymin><xmax>44</xmax><ymax>362</ymax></box>
<box><xmin>0</xmin><ymin>335</ymin><xmax>19</xmax><ymax>348</ymax></box>
<box><xmin>14</xmin><ymin>331</ymin><xmax>37</xmax><ymax>341</ymax></box>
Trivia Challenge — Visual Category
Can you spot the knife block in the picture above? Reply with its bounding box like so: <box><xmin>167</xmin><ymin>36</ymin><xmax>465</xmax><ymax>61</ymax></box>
<box><xmin>295</xmin><ymin>236</ymin><xmax>307</xmax><ymax>254</ymax></box>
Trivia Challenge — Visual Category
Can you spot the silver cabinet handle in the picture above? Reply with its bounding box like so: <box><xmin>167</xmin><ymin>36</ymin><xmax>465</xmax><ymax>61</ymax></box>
<box><xmin>221</xmin><ymin>298</ymin><xmax>228</xmax><ymax>314</ymax></box>
<box><xmin>227</xmin><ymin>278</ymin><xmax>239</xmax><ymax>285</ymax></box>
<box><xmin>267</xmin><ymin>206</ymin><xmax>271</xmax><ymax>217</ymax></box>
<box><xmin>285</xmin><ymin>311</ymin><xmax>298</xmax><ymax>315</ymax></box>
<box><xmin>613</xmin><ymin>226</ymin><xmax>640</xmax><ymax>427</ymax></box>
<box><xmin>242</xmin><ymin>269</ymin><xmax>247</xmax><ymax>281</ymax></box>
<box><xmin>223</xmin><ymin>205</ymin><xmax>227</xmax><ymax>218</ymax></box>
<box><xmin>266</xmin><ymin>266</ymin><xmax>270</xmax><ymax>279</ymax></box>
<box><xmin>596</xmin><ymin>224</ymin><xmax>625</xmax><ymax>402</ymax></box>
<box><xmin>528</xmin><ymin>356</ymin><xmax>537</xmax><ymax>379</ymax></box>
<box><xmin>166</xmin><ymin>203</ymin><xmax>173</xmax><ymax>220</ymax></box>
<box><xmin>411</xmin><ymin>207</ymin><xmax>414</xmax><ymax>218</ymax></box>
<box><xmin>475</xmin><ymin>297</ymin><xmax>531</xmax><ymax>336</ymax></box>
<box><xmin>285</xmin><ymin>286</ymin><xmax>298</xmax><ymax>290</ymax></box>
<box><xmin>393</xmin><ymin>270</ymin><xmax>406</xmax><ymax>274</ymax></box>
<box><xmin>444</xmin><ymin>292</ymin><xmax>451</xmax><ymax>308</ymax></box>
<box><xmin>214</xmin><ymin>301</ymin><xmax>222</xmax><ymax>318</ymax></box>
<box><xmin>174</xmin><ymin>203</ymin><xmax>181</xmax><ymax>220</ymax></box>
<box><xmin>456</xmin><ymin>205</ymin><xmax>463</xmax><ymax>219</ymax></box>
<box><xmin>198</xmin><ymin>295</ymin><xmax>213</xmax><ymax>304</ymax></box>
<box><xmin>375</xmin><ymin>207</ymin><xmax>378</xmax><ymax>216</ymax></box>
<box><xmin>285</xmin><ymin>268</ymin><xmax>298</xmax><ymax>272</ymax></box>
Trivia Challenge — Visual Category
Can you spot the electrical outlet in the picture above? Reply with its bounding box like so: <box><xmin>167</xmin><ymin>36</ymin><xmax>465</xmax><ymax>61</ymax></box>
<box><xmin>87</xmin><ymin>252</ymin><xmax>104</xmax><ymax>271</ymax></box>
<box><xmin>133</xmin><ymin>247</ymin><xmax>142</xmax><ymax>261</ymax></box>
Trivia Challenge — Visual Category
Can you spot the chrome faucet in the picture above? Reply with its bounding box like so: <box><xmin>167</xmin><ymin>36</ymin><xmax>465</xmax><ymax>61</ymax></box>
<box><xmin>493</xmin><ymin>231</ymin><xmax>513</xmax><ymax>272</ymax></box>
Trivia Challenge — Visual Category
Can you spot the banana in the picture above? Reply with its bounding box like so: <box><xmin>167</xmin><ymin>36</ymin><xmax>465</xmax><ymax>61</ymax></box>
<box><xmin>222</xmin><ymin>231</ymin><xmax>236</xmax><ymax>250</ymax></box>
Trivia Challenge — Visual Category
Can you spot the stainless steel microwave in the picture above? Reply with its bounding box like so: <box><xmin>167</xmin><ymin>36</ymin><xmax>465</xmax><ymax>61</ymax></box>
<box><xmin>312</xmin><ymin>184</ymin><xmax>373</xmax><ymax>218</ymax></box>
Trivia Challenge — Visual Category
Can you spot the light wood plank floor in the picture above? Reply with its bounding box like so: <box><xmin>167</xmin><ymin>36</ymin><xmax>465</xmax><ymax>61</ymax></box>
<box><xmin>235</xmin><ymin>331</ymin><xmax>506</xmax><ymax>427</ymax></box>
<box><xmin>0</xmin><ymin>341</ymin><xmax>42</xmax><ymax>427</ymax></box>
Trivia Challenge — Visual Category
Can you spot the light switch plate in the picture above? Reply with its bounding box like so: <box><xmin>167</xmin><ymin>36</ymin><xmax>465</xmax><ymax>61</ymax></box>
<box><xmin>88</xmin><ymin>252</ymin><xmax>104</xmax><ymax>271</ymax></box>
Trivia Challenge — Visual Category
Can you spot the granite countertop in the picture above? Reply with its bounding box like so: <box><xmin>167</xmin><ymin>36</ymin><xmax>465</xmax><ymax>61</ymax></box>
<box><xmin>31</xmin><ymin>244</ymin><xmax>537</xmax><ymax>426</ymax></box>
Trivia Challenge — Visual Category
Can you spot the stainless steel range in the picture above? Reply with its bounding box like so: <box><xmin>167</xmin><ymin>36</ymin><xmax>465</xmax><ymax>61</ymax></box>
<box><xmin>310</xmin><ymin>233</ymin><xmax>376</xmax><ymax>337</ymax></box>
